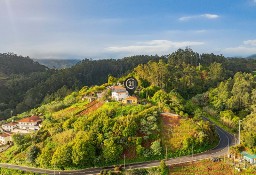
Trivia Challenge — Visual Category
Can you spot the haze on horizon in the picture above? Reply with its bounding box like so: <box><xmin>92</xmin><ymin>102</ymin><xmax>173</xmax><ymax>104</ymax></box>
<box><xmin>1</xmin><ymin>0</ymin><xmax>256</xmax><ymax>60</ymax></box>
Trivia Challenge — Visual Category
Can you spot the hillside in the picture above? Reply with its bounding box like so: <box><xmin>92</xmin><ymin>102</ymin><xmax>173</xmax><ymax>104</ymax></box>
<box><xmin>2</xmin><ymin>49</ymin><xmax>256</xmax><ymax>119</ymax></box>
<box><xmin>0</xmin><ymin>53</ymin><xmax>47</xmax><ymax>75</ymax></box>
<box><xmin>0</xmin><ymin>54</ymin><xmax>163</xmax><ymax>119</ymax></box>
<box><xmin>0</xmin><ymin>83</ymin><xmax>217</xmax><ymax>170</ymax></box>
<box><xmin>34</xmin><ymin>59</ymin><xmax>80</xmax><ymax>69</ymax></box>
<box><xmin>1</xmin><ymin>49</ymin><xmax>256</xmax><ymax>171</ymax></box>
<box><xmin>247</xmin><ymin>54</ymin><xmax>256</xmax><ymax>59</ymax></box>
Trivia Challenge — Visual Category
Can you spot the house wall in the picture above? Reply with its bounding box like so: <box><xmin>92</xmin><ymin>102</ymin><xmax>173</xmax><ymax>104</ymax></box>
<box><xmin>0</xmin><ymin>136</ymin><xmax>12</xmax><ymax>144</ymax></box>
<box><xmin>0</xmin><ymin>145</ymin><xmax>10</xmax><ymax>152</ymax></box>
<box><xmin>244</xmin><ymin>156</ymin><xmax>256</xmax><ymax>164</ymax></box>
<box><xmin>112</xmin><ymin>92</ymin><xmax>128</xmax><ymax>101</ymax></box>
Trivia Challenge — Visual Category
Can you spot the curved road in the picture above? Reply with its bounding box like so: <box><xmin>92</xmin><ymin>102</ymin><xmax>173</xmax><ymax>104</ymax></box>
<box><xmin>0</xmin><ymin>118</ymin><xmax>235</xmax><ymax>175</ymax></box>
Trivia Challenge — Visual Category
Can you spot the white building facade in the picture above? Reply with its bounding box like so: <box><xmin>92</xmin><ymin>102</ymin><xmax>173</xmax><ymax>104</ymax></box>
<box><xmin>0</xmin><ymin>133</ymin><xmax>12</xmax><ymax>145</ymax></box>
<box><xmin>111</xmin><ymin>86</ymin><xmax>128</xmax><ymax>101</ymax></box>
<box><xmin>2</xmin><ymin>122</ymin><xmax>18</xmax><ymax>132</ymax></box>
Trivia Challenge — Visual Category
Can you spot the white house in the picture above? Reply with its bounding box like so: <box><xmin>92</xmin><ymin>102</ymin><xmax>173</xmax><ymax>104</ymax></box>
<box><xmin>2</xmin><ymin>122</ymin><xmax>18</xmax><ymax>132</ymax></box>
<box><xmin>17</xmin><ymin>116</ymin><xmax>42</xmax><ymax>131</ymax></box>
<box><xmin>0</xmin><ymin>133</ymin><xmax>12</xmax><ymax>145</ymax></box>
<box><xmin>111</xmin><ymin>86</ymin><xmax>128</xmax><ymax>101</ymax></box>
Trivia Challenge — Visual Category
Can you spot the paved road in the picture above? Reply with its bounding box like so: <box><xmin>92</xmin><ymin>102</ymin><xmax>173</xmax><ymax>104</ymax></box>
<box><xmin>0</xmin><ymin>118</ymin><xmax>235</xmax><ymax>175</ymax></box>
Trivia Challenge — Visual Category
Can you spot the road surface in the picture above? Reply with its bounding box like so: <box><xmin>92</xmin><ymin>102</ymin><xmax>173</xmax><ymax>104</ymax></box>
<box><xmin>0</xmin><ymin>118</ymin><xmax>235</xmax><ymax>175</ymax></box>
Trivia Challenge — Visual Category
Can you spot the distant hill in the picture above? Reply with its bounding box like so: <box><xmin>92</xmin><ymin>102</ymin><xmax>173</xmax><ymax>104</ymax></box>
<box><xmin>0</xmin><ymin>53</ymin><xmax>47</xmax><ymax>75</ymax></box>
<box><xmin>34</xmin><ymin>59</ymin><xmax>80</xmax><ymax>69</ymax></box>
<box><xmin>247</xmin><ymin>54</ymin><xmax>256</xmax><ymax>59</ymax></box>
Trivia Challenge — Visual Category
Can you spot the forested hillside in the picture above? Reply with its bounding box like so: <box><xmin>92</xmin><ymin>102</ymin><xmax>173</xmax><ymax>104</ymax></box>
<box><xmin>0</xmin><ymin>53</ymin><xmax>47</xmax><ymax>75</ymax></box>
<box><xmin>0</xmin><ymin>81</ymin><xmax>217</xmax><ymax>170</ymax></box>
<box><xmin>0</xmin><ymin>54</ymin><xmax>163</xmax><ymax>119</ymax></box>
<box><xmin>2</xmin><ymin>48</ymin><xmax>256</xmax><ymax>170</ymax></box>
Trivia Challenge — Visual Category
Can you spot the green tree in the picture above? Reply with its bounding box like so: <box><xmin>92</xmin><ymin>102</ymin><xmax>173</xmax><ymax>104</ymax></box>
<box><xmin>159</xmin><ymin>160</ymin><xmax>169</xmax><ymax>175</ymax></box>
<box><xmin>72</xmin><ymin>138</ymin><xmax>96</xmax><ymax>166</ymax></box>
<box><xmin>102</xmin><ymin>138</ymin><xmax>123</xmax><ymax>163</ymax></box>
<box><xmin>27</xmin><ymin>145</ymin><xmax>40</xmax><ymax>164</ymax></box>
<box><xmin>208</xmin><ymin>62</ymin><xmax>225</xmax><ymax>83</ymax></box>
<box><xmin>51</xmin><ymin>144</ymin><xmax>73</xmax><ymax>168</ymax></box>
<box><xmin>150</xmin><ymin>140</ymin><xmax>162</xmax><ymax>156</ymax></box>
<box><xmin>36</xmin><ymin>142</ymin><xmax>56</xmax><ymax>168</ymax></box>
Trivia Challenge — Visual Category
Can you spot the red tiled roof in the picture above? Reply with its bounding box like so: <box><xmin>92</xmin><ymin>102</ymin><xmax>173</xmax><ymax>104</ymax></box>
<box><xmin>18</xmin><ymin>116</ymin><xmax>41</xmax><ymax>123</ymax></box>
<box><xmin>0</xmin><ymin>133</ymin><xmax>11</xmax><ymax>137</ymax></box>
<box><xmin>112</xmin><ymin>86</ymin><xmax>126</xmax><ymax>90</ymax></box>
<box><xmin>126</xmin><ymin>96</ymin><xmax>137</xmax><ymax>100</ymax></box>
<box><xmin>4</xmin><ymin>122</ymin><xmax>18</xmax><ymax>126</ymax></box>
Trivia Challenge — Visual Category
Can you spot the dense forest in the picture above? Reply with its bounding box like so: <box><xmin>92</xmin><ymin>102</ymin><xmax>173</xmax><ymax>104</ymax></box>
<box><xmin>2</xmin><ymin>49</ymin><xmax>256</xmax><ymax>119</ymax></box>
<box><xmin>0</xmin><ymin>53</ymin><xmax>47</xmax><ymax>75</ymax></box>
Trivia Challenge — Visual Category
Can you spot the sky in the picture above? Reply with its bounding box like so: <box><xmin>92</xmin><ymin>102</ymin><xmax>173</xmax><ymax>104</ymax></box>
<box><xmin>1</xmin><ymin>0</ymin><xmax>256</xmax><ymax>59</ymax></box>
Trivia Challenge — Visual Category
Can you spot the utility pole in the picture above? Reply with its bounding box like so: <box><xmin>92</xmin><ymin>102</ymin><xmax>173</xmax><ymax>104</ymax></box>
<box><xmin>124</xmin><ymin>154</ymin><xmax>126</xmax><ymax>170</ymax></box>
<box><xmin>165</xmin><ymin>146</ymin><xmax>168</xmax><ymax>160</ymax></box>
<box><xmin>192</xmin><ymin>143</ymin><xmax>194</xmax><ymax>161</ymax></box>
<box><xmin>228</xmin><ymin>136</ymin><xmax>230</xmax><ymax>157</ymax></box>
<box><xmin>239</xmin><ymin>120</ymin><xmax>241</xmax><ymax>145</ymax></box>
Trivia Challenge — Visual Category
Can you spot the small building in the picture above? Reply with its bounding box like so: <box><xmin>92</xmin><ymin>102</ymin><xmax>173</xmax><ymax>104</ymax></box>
<box><xmin>17</xmin><ymin>116</ymin><xmax>42</xmax><ymax>131</ymax></box>
<box><xmin>0</xmin><ymin>133</ymin><xmax>12</xmax><ymax>145</ymax></box>
<box><xmin>241</xmin><ymin>151</ymin><xmax>256</xmax><ymax>164</ymax></box>
<box><xmin>2</xmin><ymin>122</ymin><xmax>18</xmax><ymax>132</ymax></box>
<box><xmin>122</xmin><ymin>96</ymin><xmax>138</xmax><ymax>104</ymax></box>
<box><xmin>84</xmin><ymin>96</ymin><xmax>97</xmax><ymax>102</ymax></box>
<box><xmin>111</xmin><ymin>86</ymin><xmax>128</xmax><ymax>101</ymax></box>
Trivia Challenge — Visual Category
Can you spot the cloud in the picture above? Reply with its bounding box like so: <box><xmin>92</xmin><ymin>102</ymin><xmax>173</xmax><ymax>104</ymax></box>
<box><xmin>224</xmin><ymin>39</ymin><xmax>256</xmax><ymax>56</ymax></box>
<box><xmin>243</xmin><ymin>39</ymin><xmax>256</xmax><ymax>46</ymax></box>
<box><xmin>179</xmin><ymin>13</ymin><xmax>220</xmax><ymax>21</ymax></box>
<box><xmin>224</xmin><ymin>46</ymin><xmax>256</xmax><ymax>56</ymax></box>
<box><xmin>106</xmin><ymin>40</ymin><xmax>204</xmax><ymax>55</ymax></box>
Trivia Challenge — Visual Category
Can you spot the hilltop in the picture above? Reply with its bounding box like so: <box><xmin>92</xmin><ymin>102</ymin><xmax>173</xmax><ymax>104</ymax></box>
<box><xmin>0</xmin><ymin>53</ymin><xmax>47</xmax><ymax>76</ymax></box>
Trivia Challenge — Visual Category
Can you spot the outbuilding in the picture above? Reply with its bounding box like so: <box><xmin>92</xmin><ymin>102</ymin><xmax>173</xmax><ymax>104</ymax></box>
<box><xmin>241</xmin><ymin>151</ymin><xmax>256</xmax><ymax>164</ymax></box>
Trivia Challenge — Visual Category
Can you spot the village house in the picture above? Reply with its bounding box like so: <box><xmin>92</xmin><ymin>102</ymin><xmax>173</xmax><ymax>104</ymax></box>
<box><xmin>0</xmin><ymin>133</ymin><xmax>12</xmax><ymax>145</ymax></box>
<box><xmin>122</xmin><ymin>96</ymin><xmax>138</xmax><ymax>104</ymax></box>
<box><xmin>17</xmin><ymin>115</ymin><xmax>42</xmax><ymax>131</ymax></box>
<box><xmin>111</xmin><ymin>86</ymin><xmax>128</xmax><ymax>101</ymax></box>
<box><xmin>2</xmin><ymin>122</ymin><xmax>18</xmax><ymax>132</ymax></box>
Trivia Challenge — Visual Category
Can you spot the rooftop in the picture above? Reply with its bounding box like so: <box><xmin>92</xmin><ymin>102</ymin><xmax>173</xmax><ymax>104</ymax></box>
<box><xmin>125</xmin><ymin>96</ymin><xmax>137</xmax><ymax>100</ymax></box>
<box><xmin>111</xmin><ymin>86</ymin><xmax>126</xmax><ymax>91</ymax></box>
<box><xmin>241</xmin><ymin>151</ymin><xmax>256</xmax><ymax>159</ymax></box>
<box><xmin>3</xmin><ymin>122</ymin><xmax>18</xmax><ymax>126</ymax></box>
<box><xmin>18</xmin><ymin>116</ymin><xmax>41</xmax><ymax>123</ymax></box>
<box><xmin>0</xmin><ymin>133</ymin><xmax>11</xmax><ymax>138</ymax></box>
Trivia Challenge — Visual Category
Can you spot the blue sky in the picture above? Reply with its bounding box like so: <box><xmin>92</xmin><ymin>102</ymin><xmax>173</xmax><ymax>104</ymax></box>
<box><xmin>1</xmin><ymin>0</ymin><xmax>256</xmax><ymax>59</ymax></box>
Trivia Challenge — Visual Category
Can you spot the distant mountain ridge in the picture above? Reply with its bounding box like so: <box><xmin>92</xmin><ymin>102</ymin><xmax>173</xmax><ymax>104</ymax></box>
<box><xmin>0</xmin><ymin>53</ymin><xmax>47</xmax><ymax>75</ymax></box>
<box><xmin>34</xmin><ymin>59</ymin><xmax>80</xmax><ymax>69</ymax></box>
<box><xmin>247</xmin><ymin>54</ymin><xmax>256</xmax><ymax>59</ymax></box>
